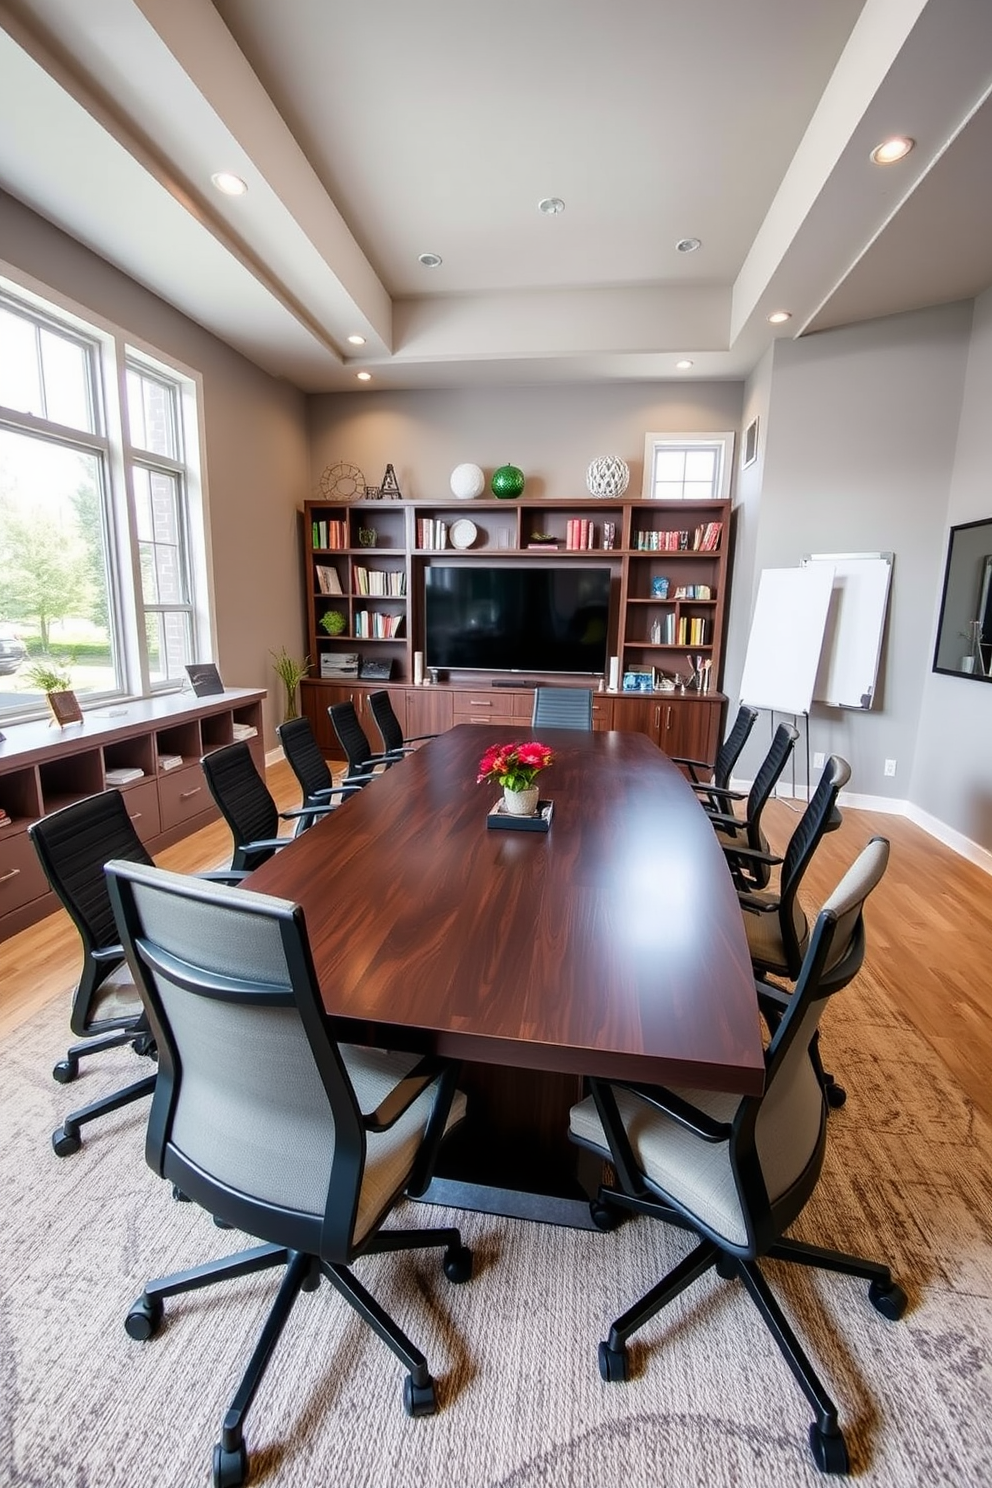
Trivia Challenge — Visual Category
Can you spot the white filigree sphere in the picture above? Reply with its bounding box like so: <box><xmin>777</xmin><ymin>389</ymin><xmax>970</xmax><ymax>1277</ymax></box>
<box><xmin>450</xmin><ymin>462</ymin><xmax>485</xmax><ymax>500</ymax></box>
<box><xmin>586</xmin><ymin>455</ymin><xmax>630</xmax><ymax>497</ymax></box>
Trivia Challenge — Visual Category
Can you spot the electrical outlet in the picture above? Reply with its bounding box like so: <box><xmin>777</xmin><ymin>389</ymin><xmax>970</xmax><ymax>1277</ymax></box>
<box><xmin>812</xmin><ymin>752</ymin><xmax>825</xmax><ymax>769</ymax></box>
<box><xmin>884</xmin><ymin>758</ymin><xmax>897</xmax><ymax>777</ymax></box>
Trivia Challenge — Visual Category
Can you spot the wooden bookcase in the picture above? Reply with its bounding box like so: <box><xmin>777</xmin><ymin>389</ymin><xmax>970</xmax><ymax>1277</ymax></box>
<box><xmin>301</xmin><ymin>496</ymin><xmax>731</xmax><ymax>763</ymax></box>
<box><xmin>0</xmin><ymin>688</ymin><xmax>265</xmax><ymax>944</ymax></box>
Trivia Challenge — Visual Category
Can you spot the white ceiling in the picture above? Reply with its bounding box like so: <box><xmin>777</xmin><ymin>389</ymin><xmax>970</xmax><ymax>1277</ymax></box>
<box><xmin>1</xmin><ymin>0</ymin><xmax>990</xmax><ymax>393</ymax></box>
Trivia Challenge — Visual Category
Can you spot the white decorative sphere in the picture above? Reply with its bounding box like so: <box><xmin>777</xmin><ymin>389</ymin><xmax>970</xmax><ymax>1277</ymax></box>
<box><xmin>450</xmin><ymin>462</ymin><xmax>486</xmax><ymax>500</ymax></box>
<box><xmin>586</xmin><ymin>455</ymin><xmax>630</xmax><ymax>497</ymax></box>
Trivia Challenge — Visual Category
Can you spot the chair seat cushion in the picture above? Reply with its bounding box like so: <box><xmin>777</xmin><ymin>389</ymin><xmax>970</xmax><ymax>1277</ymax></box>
<box><xmin>570</xmin><ymin>1086</ymin><xmax>748</xmax><ymax>1248</ymax></box>
<box><xmin>343</xmin><ymin>1045</ymin><xmax>467</xmax><ymax>1243</ymax></box>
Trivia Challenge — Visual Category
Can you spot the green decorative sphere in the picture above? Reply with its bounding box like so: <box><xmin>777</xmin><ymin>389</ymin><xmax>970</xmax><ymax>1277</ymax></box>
<box><xmin>320</xmin><ymin>609</ymin><xmax>346</xmax><ymax>635</ymax></box>
<box><xmin>491</xmin><ymin>463</ymin><xmax>525</xmax><ymax>499</ymax></box>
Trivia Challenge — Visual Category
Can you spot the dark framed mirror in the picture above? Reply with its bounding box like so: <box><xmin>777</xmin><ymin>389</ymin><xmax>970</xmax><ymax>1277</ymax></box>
<box><xmin>933</xmin><ymin>517</ymin><xmax>992</xmax><ymax>680</ymax></box>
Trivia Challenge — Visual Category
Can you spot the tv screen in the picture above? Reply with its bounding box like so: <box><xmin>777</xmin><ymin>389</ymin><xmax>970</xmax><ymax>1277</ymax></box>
<box><xmin>424</xmin><ymin>565</ymin><xmax>610</xmax><ymax>675</ymax></box>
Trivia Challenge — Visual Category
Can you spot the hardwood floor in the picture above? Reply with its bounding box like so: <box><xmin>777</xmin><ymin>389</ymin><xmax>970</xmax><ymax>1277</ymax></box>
<box><xmin>3</xmin><ymin>760</ymin><xmax>990</xmax><ymax>1124</ymax></box>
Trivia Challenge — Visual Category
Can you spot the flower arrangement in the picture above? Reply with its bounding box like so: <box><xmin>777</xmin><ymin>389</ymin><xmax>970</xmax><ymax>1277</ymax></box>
<box><xmin>477</xmin><ymin>741</ymin><xmax>555</xmax><ymax>793</ymax></box>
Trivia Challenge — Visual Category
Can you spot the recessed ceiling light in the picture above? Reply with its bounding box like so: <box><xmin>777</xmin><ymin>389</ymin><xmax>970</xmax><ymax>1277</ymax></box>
<box><xmin>210</xmin><ymin>171</ymin><xmax>247</xmax><ymax>196</ymax></box>
<box><xmin>347</xmin><ymin>334</ymin><xmax>366</xmax><ymax>346</ymax></box>
<box><xmin>676</xmin><ymin>237</ymin><xmax>701</xmax><ymax>253</ymax></box>
<box><xmin>870</xmin><ymin>136</ymin><xmax>914</xmax><ymax>165</ymax></box>
<box><xmin>356</xmin><ymin>371</ymin><xmax>372</xmax><ymax>382</ymax></box>
<box><xmin>418</xmin><ymin>252</ymin><xmax>442</xmax><ymax>268</ymax></box>
<box><xmin>767</xmin><ymin>310</ymin><xmax>792</xmax><ymax>324</ymax></box>
<box><xmin>676</xmin><ymin>359</ymin><xmax>694</xmax><ymax>370</ymax></box>
<box><xmin>538</xmin><ymin>197</ymin><xmax>565</xmax><ymax>215</ymax></box>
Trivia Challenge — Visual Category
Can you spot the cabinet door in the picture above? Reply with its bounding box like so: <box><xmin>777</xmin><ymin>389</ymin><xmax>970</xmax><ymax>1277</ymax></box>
<box><xmin>659</xmin><ymin>698</ymin><xmax>723</xmax><ymax>764</ymax></box>
<box><xmin>403</xmin><ymin>687</ymin><xmax>453</xmax><ymax>738</ymax></box>
<box><xmin>591</xmin><ymin>696</ymin><xmax>613</xmax><ymax>731</ymax></box>
<box><xmin>611</xmin><ymin>696</ymin><xmax>662</xmax><ymax>742</ymax></box>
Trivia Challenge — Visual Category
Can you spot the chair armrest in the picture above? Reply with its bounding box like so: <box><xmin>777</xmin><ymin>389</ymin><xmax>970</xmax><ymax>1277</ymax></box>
<box><xmin>362</xmin><ymin>1055</ymin><xmax>446</xmax><ymax>1132</ymax></box>
<box><xmin>707</xmin><ymin>810</ymin><xmax>748</xmax><ymax>831</ymax></box>
<box><xmin>404</xmin><ymin>732</ymin><xmax>439</xmax><ymax>744</ymax></box>
<box><xmin>92</xmin><ymin>943</ymin><xmax>126</xmax><ymax>963</ymax></box>
<box><xmin>278</xmin><ymin>803</ymin><xmax>339</xmax><ymax>824</ymax></box>
<box><xmin>241</xmin><ymin>835</ymin><xmax>297</xmax><ymax>854</ymax></box>
<box><xmin>737</xmin><ymin>890</ymin><xmax>781</xmax><ymax>914</ymax></box>
<box><xmin>721</xmin><ymin>844</ymin><xmax>782</xmax><ymax>868</ymax></box>
<box><xmin>694</xmin><ymin>783</ymin><xmax>747</xmax><ymax>803</ymax></box>
<box><xmin>196</xmin><ymin>870</ymin><xmax>251</xmax><ymax>884</ymax></box>
<box><xmin>611</xmin><ymin>1080</ymin><xmax>735</xmax><ymax>1141</ymax></box>
<box><xmin>307</xmin><ymin>784</ymin><xmax>363</xmax><ymax>802</ymax></box>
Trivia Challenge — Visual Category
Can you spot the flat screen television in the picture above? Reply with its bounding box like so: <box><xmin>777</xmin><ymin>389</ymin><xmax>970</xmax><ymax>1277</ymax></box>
<box><xmin>424</xmin><ymin>564</ymin><xmax>611</xmax><ymax>675</ymax></box>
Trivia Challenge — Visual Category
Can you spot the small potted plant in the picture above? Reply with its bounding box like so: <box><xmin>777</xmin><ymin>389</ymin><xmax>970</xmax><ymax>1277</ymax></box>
<box><xmin>477</xmin><ymin>740</ymin><xmax>555</xmax><ymax>816</ymax></box>
<box><xmin>270</xmin><ymin>648</ymin><xmax>310</xmax><ymax>722</ymax></box>
<box><xmin>24</xmin><ymin>658</ymin><xmax>80</xmax><ymax>725</ymax></box>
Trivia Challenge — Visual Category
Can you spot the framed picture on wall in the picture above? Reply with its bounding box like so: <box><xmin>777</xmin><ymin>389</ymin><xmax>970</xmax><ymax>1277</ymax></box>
<box><xmin>743</xmin><ymin>417</ymin><xmax>759</xmax><ymax>468</ymax></box>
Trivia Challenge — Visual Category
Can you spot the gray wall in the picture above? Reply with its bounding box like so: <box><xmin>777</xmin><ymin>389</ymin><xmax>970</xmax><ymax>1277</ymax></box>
<box><xmin>0</xmin><ymin>190</ymin><xmax>311</xmax><ymax>746</ymax></box>
<box><xmin>725</xmin><ymin>303</ymin><xmax>974</xmax><ymax>810</ymax></box>
<box><xmin>912</xmin><ymin>286</ymin><xmax>992</xmax><ymax>847</ymax></box>
<box><xmin>306</xmin><ymin>384</ymin><xmax>744</xmax><ymax>504</ymax></box>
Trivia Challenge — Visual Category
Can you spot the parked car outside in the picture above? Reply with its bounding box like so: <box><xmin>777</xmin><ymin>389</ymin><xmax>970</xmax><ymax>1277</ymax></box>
<box><xmin>0</xmin><ymin>626</ymin><xmax>28</xmax><ymax>675</ymax></box>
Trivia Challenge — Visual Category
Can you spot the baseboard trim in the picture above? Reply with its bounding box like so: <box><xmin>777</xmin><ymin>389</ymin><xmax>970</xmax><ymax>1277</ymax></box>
<box><xmin>728</xmin><ymin>777</ymin><xmax>992</xmax><ymax>878</ymax></box>
<box><xmin>265</xmin><ymin>745</ymin><xmax>285</xmax><ymax>767</ymax></box>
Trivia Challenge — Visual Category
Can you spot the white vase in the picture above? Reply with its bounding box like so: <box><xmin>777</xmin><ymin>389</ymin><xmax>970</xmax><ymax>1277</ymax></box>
<box><xmin>503</xmin><ymin>785</ymin><xmax>540</xmax><ymax>817</ymax></box>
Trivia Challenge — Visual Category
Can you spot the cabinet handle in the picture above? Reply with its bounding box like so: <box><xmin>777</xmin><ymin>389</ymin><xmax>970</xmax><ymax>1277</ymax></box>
<box><xmin>469</xmin><ymin>699</ymin><xmax>492</xmax><ymax>707</ymax></box>
<box><xmin>654</xmin><ymin>706</ymin><xmax>660</xmax><ymax>730</ymax></box>
<box><xmin>0</xmin><ymin>867</ymin><xmax>21</xmax><ymax>884</ymax></box>
<box><xmin>665</xmin><ymin>706</ymin><xmax>672</xmax><ymax>731</ymax></box>
<box><xmin>128</xmin><ymin>813</ymin><xmax>143</xmax><ymax>822</ymax></box>
<box><xmin>179</xmin><ymin>787</ymin><xmax>202</xmax><ymax>801</ymax></box>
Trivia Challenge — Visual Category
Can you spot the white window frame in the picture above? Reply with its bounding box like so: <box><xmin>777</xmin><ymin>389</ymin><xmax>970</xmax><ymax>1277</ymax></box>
<box><xmin>641</xmin><ymin>431</ymin><xmax>735</xmax><ymax>501</ymax></box>
<box><xmin>0</xmin><ymin>262</ymin><xmax>214</xmax><ymax>722</ymax></box>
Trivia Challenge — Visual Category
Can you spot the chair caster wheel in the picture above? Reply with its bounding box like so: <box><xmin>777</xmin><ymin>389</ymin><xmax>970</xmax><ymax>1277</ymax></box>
<box><xmin>213</xmin><ymin>1215</ymin><xmax>235</xmax><ymax>1230</ymax></box>
<box><xmin>589</xmin><ymin>1200</ymin><xmax>623</xmax><ymax>1232</ymax></box>
<box><xmin>52</xmin><ymin>1058</ymin><xmax>78</xmax><ymax>1084</ymax></box>
<box><xmin>442</xmin><ymin>1243</ymin><xmax>473</xmax><ymax>1284</ymax></box>
<box><xmin>808</xmin><ymin>1421</ymin><xmax>849</xmax><ymax>1474</ymax></box>
<box><xmin>133</xmin><ymin>1033</ymin><xmax>157</xmax><ymax>1060</ymax></box>
<box><xmin>52</xmin><ymin>1126</ymin><xmax>81</xmax><ymax>1157</ymax></box>
<box><xmin>598</xmin><ymin>1340</ymin><xmax>629</xmax><ymax>1382</ymax></box>
<box><xmin>403</xmin><ymin>1374</ymin><xmax>437</xmax><ymax>1417</ymax></box>
<box><xmin>124</xmin><ymin>1294</ymin><xmax>163</xmax><ymax>1341</ymax></box>
<box><xmin>213</xmin><ymin>1439</ymin><xmax>248</xmax><ymax>1488</ymax></box>
<box><xmin>869</xmin><ymin>1278</ymin><xmax>907</xmax><ymax>1321</ymax></box>
<box><xmin>825</xmin><ymin>1081</ymin><xmax>847</xmax><ymax>1109</ymax></box>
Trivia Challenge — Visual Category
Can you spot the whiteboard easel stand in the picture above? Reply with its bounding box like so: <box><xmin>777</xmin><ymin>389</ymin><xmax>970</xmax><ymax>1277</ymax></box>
<box><xmin>767</xmin><ymin>710</ymin><xmax>809</xmax><ymax>812</ymax></box>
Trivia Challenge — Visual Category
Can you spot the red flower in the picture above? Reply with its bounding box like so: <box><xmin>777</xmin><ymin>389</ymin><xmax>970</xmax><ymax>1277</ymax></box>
<box><xmin>477</xmin><ymin>741</ymin><xmax>555</xmax><ymax>791</ymax></box>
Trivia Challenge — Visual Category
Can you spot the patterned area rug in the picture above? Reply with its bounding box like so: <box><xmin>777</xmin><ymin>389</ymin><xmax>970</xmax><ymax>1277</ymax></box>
<box><xmin>1</xmin><ymin>969</ymin><xmax>990</xmax><ymax>1488</ymax></box>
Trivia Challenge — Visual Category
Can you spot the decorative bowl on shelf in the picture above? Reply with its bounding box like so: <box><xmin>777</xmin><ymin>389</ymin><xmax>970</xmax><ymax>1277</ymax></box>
<box><xmin>449</xmin><ymin>519</ymin><xmax>478</xmax><ymax>550</ymax></box>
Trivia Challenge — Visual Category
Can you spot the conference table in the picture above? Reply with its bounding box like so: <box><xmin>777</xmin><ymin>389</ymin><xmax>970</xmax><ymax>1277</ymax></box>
<box><xmin>247</xmin><ymin>723</ymin><xmax>763</xmax><ymax>1226</ymax></box>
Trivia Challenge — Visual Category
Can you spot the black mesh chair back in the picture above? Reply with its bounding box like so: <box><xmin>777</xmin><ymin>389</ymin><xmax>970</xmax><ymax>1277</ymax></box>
<box><xmin>531</xmin><ymin>687</ymin><xmax>594</xmax><ymax>730</ymax></box>
<box><xmin>201</xmin><ymin>742</ymin><xmax>280</xmax><ymax>871</ymax></box>
<box><xmin>328</xmin><ymin>700</ymin><xmax>398</xmax><ymax>781</ymax></box>
<box><xmin>105</xmin><ymin>858</ymin><xmax>472</xmax><ymax>1484</ymax></box>
<box><xmin>675</xmin><ymin>702</ymin><xmax>759</xmax><ymax>793</ymax></box>
<box><xmin>277</xmin><ymin>715</ymin><xmax>335</xmax><ymax>804</ymax></box>
<box><xmin>569</xmin><ymin>835</ymin><xmax>901</xmax><ymax>1474</ymax></box>
<box><xmin>27</xmin><ymin>790</ymin><xmax>157</xmax><ymax>1154</ymax></box>
<box><xmin>711</xmin><ymin>721</ymin><xmax>799</xmax><ymax>880</ymax></box>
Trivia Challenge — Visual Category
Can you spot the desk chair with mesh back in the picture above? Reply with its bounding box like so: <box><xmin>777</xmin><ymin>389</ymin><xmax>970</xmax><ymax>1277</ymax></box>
<box><xmin>106</xmin><ymin>859</ymin><xmax>473</xmax><ymax>1488</ymax></box>
<box><xmin>277</xmin><ymin>716</ymin><xmax>365</xmax><ymax>812</ymax></box>
<box><xmin>328</xmin><ymin>699</ymin><xmax>402</xmax><ymax>783</ymax></box>
<box><xmin>725</xmin><ymin>755</ymin><xmax>851</xmax><ymax>1105</ymax></box>
<box><xmin>570</xmin><ymin>836</ymin><xmax>904</xmax><ymax>1475</ymax></box>
<box><xmin>531</xmin><ymin>687</ymin><xmax>593</xmax><ymax>730</ymax></box>
<box><xmin>201</xmin><ymin>741</ymin><xmax>336</xmax><ymax>872</ymax></box>
<box><xmin>672</xmin><ymin>702</ymin><xmax>759</xmax><ymax>804</ymax></box>
<box><xmin>703</xmin><ymin>721</ymin><xmax>799</xmax><ymax>887</ymax></box>
<box><xmin>28</xmin><ymin>790</ymin><xmax>158</xmax><ymax>1157</ymax></box>
<box><xmin>367</xmin><ymin>689</ymin><xmax>438</xmax><ymax>755</ymax></box>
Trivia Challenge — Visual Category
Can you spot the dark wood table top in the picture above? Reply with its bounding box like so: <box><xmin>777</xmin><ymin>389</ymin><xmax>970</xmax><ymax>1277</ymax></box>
<box><xmin>248</xmin><ymin>724</ymin><xmax>764</xmax><ymax>1095</ymax></box>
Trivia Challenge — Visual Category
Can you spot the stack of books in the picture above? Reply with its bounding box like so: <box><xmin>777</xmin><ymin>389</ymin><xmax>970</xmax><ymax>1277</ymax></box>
<box><xmin>105</xmin><ymin>766</ymin><xmax>145</xmax><ymax>786</ymax></box>
<box><xmin>0</xmin><ymin>804</ymin><xmax>10</xmax><ymax>829</ymax></box>
<box><xmin>158</xmin><ymin>753</ymin><xmax>184</xmax><ymax>772</ymax></box>
<box><xmin>232</xmin><ymin>722</ymin><xmax>257</xmax><ymax>741</ymax></box>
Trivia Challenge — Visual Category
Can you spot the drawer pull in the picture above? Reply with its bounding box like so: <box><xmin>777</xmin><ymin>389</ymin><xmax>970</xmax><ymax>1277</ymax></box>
<box><xmin>179</xmin><ymin>787</ymin><xmax>202</xmax><ymax>801</ymax></box>
<box><xmin>0</xmin><ymin>867</ymin><xmax>21</xmax><ymax>884</ymax></box>
<box><xmin>468</xmin><ymin>699</ymin><xmax>493</xmax><ymax>707</ymax></box>
<box><xmin>128</xmin><ymin>812</ymin><xmax>143</xmax><ymax>821</ymax></box>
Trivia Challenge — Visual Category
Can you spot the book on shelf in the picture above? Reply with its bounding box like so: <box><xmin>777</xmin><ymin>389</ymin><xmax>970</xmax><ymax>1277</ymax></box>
<box><xmin>527</xmin><ymin>540</ymin><xmax>559</xmax><ymax>549</ymax></box>
<box><xmin>105</xmin><ymin>766</ymin><xmax>145</xmax><ymax>786</ymax></box>
<box><xmin>353</xmin><ymin>610</ymin><xmax>404</xmax><ymax>640</ymax></box>
<box><xmin>231</xmin><ymin>722</ymin><xmax>257</xmax><ymax>741</ymax></box>
<box><xmin>417</xmin><ymin>518</ymin><xmax>448</xmax><ymax>550</ymax></box>
<box><xmin>353</xmin><ymin>566</ymin><xmax>406</xmax><ymax>597</ymax></box>
<box><xmin>157</xmin><ymin>754</ymin><xmax>184</xmax><ymax>772</ymax></box>
<box><xmin>312</xmin><ymin>519</ymin><xmax>347</xmax><ymax>551</ymax></box>
<box><xmin>0</xmin><ymin>807</ymin><xmax>11</xmax><ymax>828</ymax></box>
<box><xmin>565</xmin><ymin>518</ymin><xmax>596</xmax><ymax>550</ymax></box>
<box><xmin>315</xmin><ymin>564</ymin><xmax>343</xmax><ymax>595</ymax></box>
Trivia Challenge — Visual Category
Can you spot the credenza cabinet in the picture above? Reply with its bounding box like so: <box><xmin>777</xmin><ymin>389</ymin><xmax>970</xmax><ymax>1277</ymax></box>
<box><xmin>0</xmin><ymin>688</ymin><xmax>265</xmax><ymax>943</ymax></box>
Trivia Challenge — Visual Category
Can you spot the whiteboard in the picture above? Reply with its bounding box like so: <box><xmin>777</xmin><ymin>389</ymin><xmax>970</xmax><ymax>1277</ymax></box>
<box><xmin>739</xmin><ymin>565</ymin><xmax>835</xmax><ymax>714</ymax></box>
<box><xmin>803</xmin><ymin>553</ymin><xmax>892</xmax><ymax>708</ymax></box>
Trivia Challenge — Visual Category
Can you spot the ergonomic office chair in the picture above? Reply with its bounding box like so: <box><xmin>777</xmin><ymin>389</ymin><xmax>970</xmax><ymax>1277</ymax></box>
<box><xmin>106</xmin><ymin>859</ymin><xmax>473</xmax><ymax>1488</ymax></box>
<box><xmin>570</xmin><ymin>835</ymin><xmax>903</xmax><ymax>1475</ymax></box>
<box><xmin>328</xmin><ymin>700</ymin><xmax>402</xmax><ymax>783</ymax></box>
<box><xmin>703</xmin><ymin>721</ymin><xmax>800</xmax><ymax>887</ymax></box>
<box><xmin>276</xmin><ymin>716</ymin><xmax>365</xmax><ymax>813</ymax></box>
<box><xmin>27</xmin><ymin>790</ymin><xmax>157</xmax><ymax>1157</ymax></box>
<box><xmin>672</xmin><ymin>702</ymin><xmax>759</xmax><ymax>803</ymax></box>
<box><xmin>531</xmin><ymin>687</ymin><xmax>594</xmax><ymax>730</ymax></box>
<box><xmin>201</xmin><ymin>741</ymin><xmax>336</xmax><ymax>873</ymax></box>
<box><xmin>367</xmin><ymin>689</ymin><xmax>438</xmax><ymax>754</ymax></box>
<box><xmin>725</xmin><ymin>754</ymin><xmax>852</xmax><ymax>1105</ymax></box>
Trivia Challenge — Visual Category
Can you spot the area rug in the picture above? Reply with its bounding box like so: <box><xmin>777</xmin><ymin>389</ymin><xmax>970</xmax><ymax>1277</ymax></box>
<box><xmin>1</xmin><ymin>968</ymin><xmax>990</xmax><ymax>1488</ymax></box>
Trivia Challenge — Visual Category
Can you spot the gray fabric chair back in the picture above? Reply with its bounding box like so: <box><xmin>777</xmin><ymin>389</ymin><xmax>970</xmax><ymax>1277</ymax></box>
<box><xmin>531</xmin><ymin>688</ymin><xmax>594</xmax><ymax>730</ymax></box>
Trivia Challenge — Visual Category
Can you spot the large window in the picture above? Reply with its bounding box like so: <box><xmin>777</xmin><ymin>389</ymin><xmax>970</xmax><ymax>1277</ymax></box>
<box><xmin>0</xmin><ymin>277</ymin><xmax>211</xmax><ymax>721</ymax></box>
